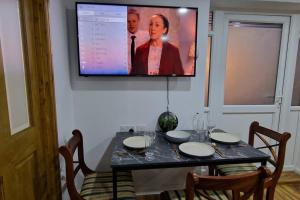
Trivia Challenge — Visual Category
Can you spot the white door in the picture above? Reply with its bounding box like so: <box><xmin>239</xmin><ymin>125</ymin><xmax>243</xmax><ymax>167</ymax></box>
<box><xmin>209</xmin><ymin>12</ymin><xmax>290</xmax><ymax>144</ymax></box>
<box><xmin>279</xmin><ymin>15</ymin><xmax>300</xmax><ymax>170</ymax></box>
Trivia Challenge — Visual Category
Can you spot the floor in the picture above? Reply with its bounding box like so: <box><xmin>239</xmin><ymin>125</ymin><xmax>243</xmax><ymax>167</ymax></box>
<box><xmin>275</xmin><ymin>171</ymin><xmax>300</xmax><ymax>200</ymax></box>
<box><xmin>136</xmin><ymin>172</ymin><xmax>300</xmax><ymax>200</ymax></box>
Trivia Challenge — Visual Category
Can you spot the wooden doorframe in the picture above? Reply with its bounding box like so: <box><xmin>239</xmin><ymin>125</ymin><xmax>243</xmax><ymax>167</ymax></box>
<box><xmin>26</xmin><ymin>0</ymin><xmax>61</xmax><ymax>198</ymax></box>
<box><xmin>0</xmin><ymin>0</ymin><xmax>60</xmax><ymax>198</ymax></box>
<box><xmin>0</xmin><ymin>177</ymin><xmax>4</xmax><ymax>200</ymax></box>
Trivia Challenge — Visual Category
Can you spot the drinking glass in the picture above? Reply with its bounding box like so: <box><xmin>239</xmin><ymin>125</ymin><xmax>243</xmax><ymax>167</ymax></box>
<box><xmin>207</xmin><ymin>120</ymin><xmax>216</xmax><ymax>135</ymax></box>
<box><xmin>144</xmin><ymin>131</ymin><xmax>156</xmax><ymax>161</ymax></box>
<box><xmin>197</xmin><ymin>119</ymin><xmax>207</xmax><ymax>141</ymax></box>
<box><xmin>193</xmin><ymin>113</ymin><xmax>206</xmax><ymax>141</ymax></box>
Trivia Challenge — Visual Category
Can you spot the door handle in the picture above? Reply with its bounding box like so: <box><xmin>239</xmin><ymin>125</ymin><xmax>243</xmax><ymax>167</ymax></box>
<box><xmin>275</xmin><ymin>96</ymin><xmax>283</xmax><ymax>104</ymax></box>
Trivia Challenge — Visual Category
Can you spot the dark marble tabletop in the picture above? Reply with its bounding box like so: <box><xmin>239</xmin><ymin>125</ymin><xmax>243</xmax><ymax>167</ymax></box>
<box><xmin>110</xmin><ymin>130</ymin><xmax>270</xmax><ymax>170</ymax></box>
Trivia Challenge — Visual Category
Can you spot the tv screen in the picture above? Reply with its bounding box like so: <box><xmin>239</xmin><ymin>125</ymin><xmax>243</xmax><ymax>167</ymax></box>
<box><xmin>76</xmin><ymin>3</ymin><xmax>198</xmax><ymax>76</ymax></box>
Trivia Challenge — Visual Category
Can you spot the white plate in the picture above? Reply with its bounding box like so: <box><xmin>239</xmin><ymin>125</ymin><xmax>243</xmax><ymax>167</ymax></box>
<box><xmin>210</xmin><ymin>132</ymin><xmax>240</xmax><ymax>144</ymax></box>
<box><xmin>179</xmin><ymin>142</ymin><xmax>215</xmax><ymax>157</ymax></box>
<box><xmin>123</xmin><ymin>136</ymin><xmax>149</xmax><ymax>149</ymax></box>
<box><xmin>166</xmin><ymin>130</ymin><xmax>191</xmax><ymax>143</ymax></box>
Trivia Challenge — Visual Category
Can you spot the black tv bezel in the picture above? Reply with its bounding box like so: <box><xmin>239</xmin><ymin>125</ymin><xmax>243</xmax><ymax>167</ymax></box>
<box><xmin>75</xmin><ymin>2</ymin><xmax>198</xmax><ymax>77</ymax></box>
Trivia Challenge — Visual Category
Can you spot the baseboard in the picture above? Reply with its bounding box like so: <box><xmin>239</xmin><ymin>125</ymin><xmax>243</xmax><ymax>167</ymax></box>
<box><xmin>294</xmin><ymin>167</ymin><xmax>300</xmax><ymax>175</ymax></box>
<box><xmin>135</xmin><ymin>184</ymin><xmax>183</xmax><ymax>196</ymax></box>
<box><xmin>283</xmin><ymin>165</ymin><xmax>295</xmax><ymax>171</ymax></box>
<box><xmin>136</xmin><ymin>191</ymin><xmax>161</xmax><ymax>196</ymax></box>
<box><xmin>266</xmin><ymin>164</ymin><xmax>294</xmax><ymax>172</ymax></box>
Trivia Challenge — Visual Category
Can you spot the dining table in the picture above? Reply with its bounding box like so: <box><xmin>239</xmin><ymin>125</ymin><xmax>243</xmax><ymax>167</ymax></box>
<box><xmin>110</xmin><ymin>130</ymin><xmax>270</xmax><ymax>200</ymax></box>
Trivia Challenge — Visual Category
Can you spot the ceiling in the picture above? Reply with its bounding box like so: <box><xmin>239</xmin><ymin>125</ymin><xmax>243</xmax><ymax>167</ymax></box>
<box><xmin>211</xmin><ymin>0</ymin><xmax>300</xmax><ymax>13</ymax></box>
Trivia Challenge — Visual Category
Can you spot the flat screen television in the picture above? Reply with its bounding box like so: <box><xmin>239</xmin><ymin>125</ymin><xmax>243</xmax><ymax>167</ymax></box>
<box><xmin>76</xmin><ymin>2</ymin><xmax>198</xmax><ymax>76</ymax></box>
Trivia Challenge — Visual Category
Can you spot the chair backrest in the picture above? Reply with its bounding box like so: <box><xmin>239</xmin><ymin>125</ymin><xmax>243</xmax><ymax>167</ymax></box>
<box><xmin>186</xmin><ymin>166</ymin><xmax>271</xmax><ymax>200</ymax></box>
<box><xmin>59</xmin><ymin>130</ymin><xmax>94</xmax><ymax>200</ymax></box>
<box><xmin>248</xmin><ymin>121</ymin><xmax>291</xmax><ymax>188</ymax></box>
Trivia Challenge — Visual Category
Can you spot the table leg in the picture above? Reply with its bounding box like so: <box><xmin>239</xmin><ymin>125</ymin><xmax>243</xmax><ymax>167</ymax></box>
<box><xmin>208</xmin><ymin>165</ymin><xmax>215</xmax><ymax>176</ymax></box>
<box><xmin>113</xmin><ymin>169</ymin><xmax>117</xmax><ymax>200</ymax></box>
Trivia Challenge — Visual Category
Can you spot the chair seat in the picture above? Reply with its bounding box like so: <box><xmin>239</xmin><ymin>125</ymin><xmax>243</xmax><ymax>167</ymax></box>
<box><xmin>162</xmin><ymin>189</ymin><xmax>229</xmax><ymax>200</ymax></box>
<box><xmin>216</xmin><ymin>163</ymin><xmax>257</xmax><ymax>176</ymax></box>
<box><xmin>80</xmin><ymin>171</ymin><xmax>136</xmax><ymax>200</ymax></box>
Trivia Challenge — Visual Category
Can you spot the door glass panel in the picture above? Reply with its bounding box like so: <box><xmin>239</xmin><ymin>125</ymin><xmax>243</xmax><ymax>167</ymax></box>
<box><xmin>0</xmin><ymin>0</ymin><xmax>30</xmax><ymax>135</ymax></box>
<box><xmin>224</xmin><ymin>22</ymin><xmax>282</xmax><ymax>105</ymax></box>
<box><xmin>291</xmin><ymin>39</ymin><xmax>300</xmax><ymax>106</ymax></box>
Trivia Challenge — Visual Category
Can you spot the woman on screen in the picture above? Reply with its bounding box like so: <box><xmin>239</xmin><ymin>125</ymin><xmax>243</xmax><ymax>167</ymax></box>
<box><xmin>131</xmin><ymin>14</ymin><xmax>183</xmax><ymax>75</ymax></box>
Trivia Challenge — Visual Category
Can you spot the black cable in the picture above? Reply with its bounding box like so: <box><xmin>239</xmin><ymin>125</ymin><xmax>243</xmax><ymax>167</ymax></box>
<box><xmin>167</xmin><ymin>77</ymin><xmax>169</xmax><ymax>112</ymax></box>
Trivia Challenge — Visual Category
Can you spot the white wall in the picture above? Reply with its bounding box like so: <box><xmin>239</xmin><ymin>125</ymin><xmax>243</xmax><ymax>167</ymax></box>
<box><xmin>49</xmin><ymin>0</ymin><xmax>300</xmax><ymax>198</ymax></box>
<box><xmin>66</xmin><ymin>0</ymin><xmax>210</xmax><ymax>193</ymax></box>
<box><xmin>49</xmin><ymin>0</ymin><xmax>74</xmax><ymax>144</ymax></box>
<box><xmin>51</xmin><ymin>0</ymin><xmax>210</xmax><ymax>195</ymax></box>
<box><xmin>49</xmin><ymin>0</ymin><xmax>75</xmax><ymax>199</ymax></box>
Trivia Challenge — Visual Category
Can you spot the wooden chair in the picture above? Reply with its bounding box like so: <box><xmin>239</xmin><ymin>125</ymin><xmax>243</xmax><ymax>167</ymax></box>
<box><xmin>161</xmin><ymin>166</ymin><xmax>271</xmax><ymax>200</ymax></box>
<box><xmin>216</xmin><ymin>121</ymin><xmax>291</xmax><ymax>200</ymax></box>
<box><xmin>59</xmin><ymin>129</ymin><xmax>136</xmax><ymax>200</ymax></box>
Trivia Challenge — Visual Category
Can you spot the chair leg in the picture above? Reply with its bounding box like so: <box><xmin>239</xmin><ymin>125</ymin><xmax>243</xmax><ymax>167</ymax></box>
<box><xmin>266</xmin><ymin>186</ymin><xmax>276</xmax><ymax>200</ymax></box>
<box><xmin>160</xmin><ymin>191</ymin><xmax>169</xmax><ymax>200</ymax></box>
<box><xmin>253</xmin><ymin>182</ymin><xmax>265</xmax><ymax>200</ymax></box>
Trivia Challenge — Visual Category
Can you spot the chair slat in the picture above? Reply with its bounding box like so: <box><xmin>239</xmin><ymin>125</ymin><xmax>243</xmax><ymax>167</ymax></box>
<box><xmin>216</xmin><ymin>121</ymin><xmax>291</xmax><ymax>200</ymax></box>
<box><xmin>59</xmin><ymin>129</ymin><xmax>136</xmax><ymax>200</ymax></box>
<box><xmin>161</xmin><ymin>166</ymin><xmax>270</xmax><ymax>200</ymax></box>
